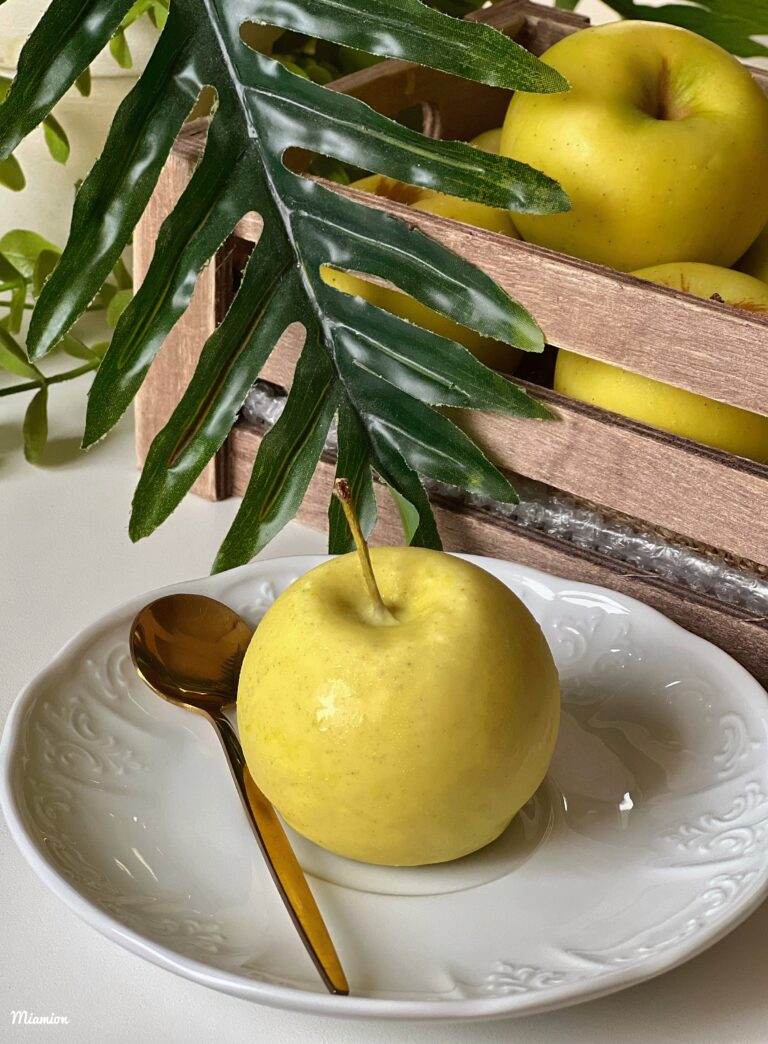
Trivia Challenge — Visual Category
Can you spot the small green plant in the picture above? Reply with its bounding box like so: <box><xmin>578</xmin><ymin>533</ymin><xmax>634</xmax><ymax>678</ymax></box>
<box><xmin>0</xmin><ymin>230</ymin><xmax>131</xmax><ymax>462</ymax></box>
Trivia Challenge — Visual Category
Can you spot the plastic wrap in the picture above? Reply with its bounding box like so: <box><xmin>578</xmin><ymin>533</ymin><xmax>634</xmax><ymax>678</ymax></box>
<box><xmin>242</xmin><ymin>382</ymin><xmax>768</xmax><ymax>617</ymax></box>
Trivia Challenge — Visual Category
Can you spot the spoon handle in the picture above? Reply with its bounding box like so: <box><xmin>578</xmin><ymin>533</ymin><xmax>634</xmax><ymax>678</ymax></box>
<box><xmin>209</xmin><ymin>713</ymin><xmax>349</xmax><ymax>996</ymax></box>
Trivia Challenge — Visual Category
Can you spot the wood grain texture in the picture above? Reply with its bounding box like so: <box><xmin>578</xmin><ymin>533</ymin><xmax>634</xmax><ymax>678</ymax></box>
<box><xmin>257</xmin><ymin>319</ymin><xmax>768</xmax><ymax>567</ymax></box>
<box><xmin>134</xmin><ymin>147</ymin><xmax>229</xmax><ymax>500</ymax></box>
<box><xmin>238</xmin><ymin>185</ymin><xmax>768</xmax><ymax>417</ymax></box>
<box><xmin>229</xmin><ymin>418</ymin><xmax>768</xmax><ymax>689</ymax></box>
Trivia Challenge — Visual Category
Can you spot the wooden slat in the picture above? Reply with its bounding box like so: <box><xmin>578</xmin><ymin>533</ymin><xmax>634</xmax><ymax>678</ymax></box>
<box><xmin>134</xmin><ymin>146</ymin><xmax>229</xmax><ymax>500</ymax></box>
<box><xmin>257</xmin><ymin>326</ymin><xmax>768</xmax><ymax>567</ymax></box>
<box><xmin>229</xmin><ymin>418</ymin><xmax>768</xmax><ymax>690</ymax></box>
<box><xmin>237</xmin><ymin>185</ymin><xmax>768</xmax><ymax>418</ymax></box>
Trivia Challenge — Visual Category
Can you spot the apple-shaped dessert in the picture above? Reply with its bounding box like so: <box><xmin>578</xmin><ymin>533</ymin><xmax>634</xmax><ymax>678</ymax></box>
<box><xmin>237</xmin><ymin>482</ymin><xmax>560</xmax><ymax>866</ymax></box>
<box><xmin>500</xmin><ymin>22</ymin><xmax>768</xmax><ymax>271</ymax></box>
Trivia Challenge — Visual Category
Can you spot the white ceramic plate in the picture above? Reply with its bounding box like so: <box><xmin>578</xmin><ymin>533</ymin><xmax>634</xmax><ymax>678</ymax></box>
<box><xmin>2</xmin><ymin>555</ymin><xmax>768</xmax><ymax>1021</ymax></box>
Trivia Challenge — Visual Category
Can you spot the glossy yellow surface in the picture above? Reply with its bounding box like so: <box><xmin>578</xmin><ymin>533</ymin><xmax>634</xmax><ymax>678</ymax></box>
<box><xmin>237</xmin><ymin>549</ymin><xmax>560</xmax><ymax>866</ymax></box>
<box><xmin>554</xmin><ymin>262</ymin><xmax>768</xmax><ymax>463</ymax></box>
<box><xmin>501</xmin><ymin>22</ymin><xmax>768</xmax><ymax>271</ymax></box>
<box><xmin>736</xmin><ymin>222</ymin><xmax>768</xmax><ymax>284</ymax></box>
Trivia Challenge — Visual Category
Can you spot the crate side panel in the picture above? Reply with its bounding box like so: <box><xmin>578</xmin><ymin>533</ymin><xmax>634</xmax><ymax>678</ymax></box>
<box><xmin>134</xmin><ymin>150</ymin><xmax>230</xmax><ymax>501</ymax></box>
<box><xmin>257</xmin><ymin>329</ymin><xmax>768</xmax><ymax>567</ymax></box>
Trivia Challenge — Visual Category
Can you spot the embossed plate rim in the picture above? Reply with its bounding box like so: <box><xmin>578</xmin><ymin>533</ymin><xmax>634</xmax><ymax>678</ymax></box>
<box><xmin>2</xmin><ymin>554</ymin><xmax>768</xmax><ymax>1022</ymax></box>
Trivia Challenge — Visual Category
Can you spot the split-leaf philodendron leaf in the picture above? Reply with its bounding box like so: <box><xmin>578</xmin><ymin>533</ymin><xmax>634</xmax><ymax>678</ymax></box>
<box><xmin>601</xmin><ymin>0</ymin><xmax>768</xmax><ymax>59</ymax></box>
<box><xmin>0</xmin><ymin>0</ymin><xmax>571</xmax><ymax>570</ymax></box>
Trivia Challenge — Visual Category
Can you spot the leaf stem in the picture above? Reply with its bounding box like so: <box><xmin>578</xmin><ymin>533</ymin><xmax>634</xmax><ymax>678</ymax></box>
<box><xmin>333</xmin><ymin>477</ymin><xmax>397</xmax><ymax>625</ymax></box>
<box><xmin>0</xmin><ymin>360</ymin><xmax>97</xmax><ymax>398</ymax></box>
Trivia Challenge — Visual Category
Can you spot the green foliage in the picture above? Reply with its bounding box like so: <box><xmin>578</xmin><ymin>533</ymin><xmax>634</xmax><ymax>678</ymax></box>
<box><xmin>111</xmin><ymin>0</ymin><xmax>171</xmax><ymax>69</ymax></box>
<box><xmin>23</xmin><ymin>385</ymin><xmax>48</xmax><ymax>463</ymax></box>
<box><xmin>0</xmin><ymin>0</ymin><xmax>570</xmax><ymax>568</ymax></box>
<box><xmin>0</xmin><ymin>230</ymin><xmax>130</xmax><ymax>464</ymax></box>
<box><xmin>588</xmin><ymin>1</ymin><xmax>768</xmax><ymax>58</ymax></box>
<box><xmin>0</xmin><ymin>0</ymin><xmax>168</xmax><ymax>190</ymax></box>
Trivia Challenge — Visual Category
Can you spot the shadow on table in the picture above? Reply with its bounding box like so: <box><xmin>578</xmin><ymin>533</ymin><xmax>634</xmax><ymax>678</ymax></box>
<box><xmin>39</xmin><ymin>435</ymin><xmax>87</xmax><ymax>468</ymax></box>
<box><xmin>0</xmin><ymin>421</ymin><xmax>21</xmax><ymax>469</ymax></box>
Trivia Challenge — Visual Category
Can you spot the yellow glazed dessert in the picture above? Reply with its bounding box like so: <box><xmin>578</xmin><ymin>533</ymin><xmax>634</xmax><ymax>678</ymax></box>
<box><xmin>238</xmin><ymin>546</ymin><xmax>560</xmax><ymax>866</ymax></box>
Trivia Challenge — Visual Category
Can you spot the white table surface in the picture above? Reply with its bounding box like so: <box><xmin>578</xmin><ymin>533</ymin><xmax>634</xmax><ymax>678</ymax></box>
<box><xmin>2</xmin><ymin>378</ymin><xmax>767</xmax><ymax>1043</ymax></box>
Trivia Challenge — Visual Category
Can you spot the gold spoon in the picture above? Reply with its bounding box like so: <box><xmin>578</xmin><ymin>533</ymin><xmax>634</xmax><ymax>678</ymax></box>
<box><xmin>129</xmin><ymin>592</ymin><xmax>349</xmax><ymax>996</ymax></box>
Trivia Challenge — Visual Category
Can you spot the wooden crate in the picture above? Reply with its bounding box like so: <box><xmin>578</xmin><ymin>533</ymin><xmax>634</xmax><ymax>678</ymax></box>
<box><xmin>134</xmin><ymin>0</ymin><xmax>768</xmax><ymax>685</ymax></box>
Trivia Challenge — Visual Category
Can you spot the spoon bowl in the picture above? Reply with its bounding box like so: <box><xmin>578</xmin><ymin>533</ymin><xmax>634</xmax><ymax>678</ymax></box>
<box><xmin>130</xmin><ymin>593</ymin><xmax>252</xmax><ymax>713</ymax></box>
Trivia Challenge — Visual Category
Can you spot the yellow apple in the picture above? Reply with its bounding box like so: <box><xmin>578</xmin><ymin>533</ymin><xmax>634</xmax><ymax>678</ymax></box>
<box><xmin>237</xmin><ymin>547</ymin><xmax>560</xmax><ymax>866</ymax></box>
<box><xmin>411</xmin><ymin>190</ymin><xmax>518</xmax><ymax>236</ymax></box>
<box><xmin>347</xmin><ymin>173</ymin><xmax>428</xmax><ymax>207</ymax></box>
<box><xmin>240</xmin><ymin>23</ymin><xmax>285</xmax><ymax>54</ymax></box>
<box><xmin>736</xmin><ymin>222</ymin><xmax>768</xmax><ymax>285</ymax></box>
<box><xmin>470</xmin><ymin>127</ymin><xmax>503</xmax><ymax>154</ymax></box>
<box><xmin>554</xmin><ymin>262</ymin><xmax>768</xmax><ymax>463</ymax></box>
<box><xmin>500</xmin><ymin>22</ymin><xmax>768</xmax><ymax>272</ymax></box>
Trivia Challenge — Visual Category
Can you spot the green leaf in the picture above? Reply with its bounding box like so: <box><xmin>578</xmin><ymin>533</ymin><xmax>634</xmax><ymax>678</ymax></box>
<box><xmin>75</xmin><ymin>68</ymin><xmax>92</xmax><ymax>96</ymax></box>
<box><xmin>43</xmin><ymin>114</ymin><xmax>70</xmax><ymax>163</ymax></box>
<box><xmin>110</xmin><ymin>28</ymin><xmax>133</xmax><ymax>68</ymax></box>
<box><xmin>386</xmin><ymin>482</ymin><xmax>421</xmax><ymax>545</ymax></box>
<box><xmin>5</xmin><ymin>281</ymin><xmax>27</xmax><ymax>333</ymax></box>
<box><xmin>250</xmin><ymin>0</ymin><xmax>569</xmax><ymax>93</ymax></box>
<box><xmin>211</xmin><ymin>330</ymin><xmax>340</xmax><ymax>572</ymax></box>
<box><xmin>0</xmin><ymin>252</ymin><xmax>24</xmax><ymax>285</ymax></box>
<box><xmin>111</xmin><ymin>255</ymin><xmax>133</xmax><ymax>290</ymax></box>
<box><xmin>33</xmin><ymin>249</ymin><xmax>61</xmax><ymax>297</ymax></box>
<box><xmin>129</xmin><ymin>252</ymin><xmax>297</xmax><ymax>535</ymax></box>
<box><xmin>0</xmin><ymin>325</ymin><xmax>42</xmax><ymax>381</ymax></box>
<box><xmin>27</xmin><ymin>14</ymin><xmax>202</xmax><ymax>360</ymax></box>
<box><xmin>369</xmin><ymin>438</ymin><xmax>442</xmax><ymax>549</ymax></box>
<box><xmin>0</xmin><ymin>155</ymin><xmax>25</xmax><ymax>191</ymax></box>
<box><xmin>149</xmin><ymin>2</ymin><xmax>170</xmax><ymax>31</ymax></box>
<box><xmin>1</xmin><ymin>0</ymin><xmax>565</xmax><ymax>568</ymax></box>
<box><xmin>83</xmin><ymin>117</ymin><xmax>264</xmax><ymax>445</ymax></box>
<box><xmin>602</xmin><ymin>0</ymin><xmax>768</xmax><ymax>58</ymax></box>
<box><xmin>23</xmin><ymin>386</ymin><xmax>49</xmax><ymax>463</ymax></box>
<box><xmin>0</xmin><ymin>0</ymin><xmax>135</xmax><ymax>160</ymax></box>
<box><xmin>106</xmin><ymin>287</ymin><xmax>133</xmax><ymax>327</ymax></box>
<box><xmin>338</xmin><ymin>356</ymin><xmax>518</xmax><ymax>503</ymax></box>
<box><xmin>322</xmin><ymin>281</ymin><xmax>552</xmax><ymax>416</ymax></box>
<box><xmin>0</xmin><ymin>230</ymin><xmax>60</xmax><ymax>280</ymax></box>
<box><xmin>329</xmin><ymin>399</ymin><xmax>377</xmax><ymax>553</ymax></box>
<box><xmin>59</xmin><ymin>333</ymin><xmax>100</xmax><ymax>361</ymax></box>
<box><xmin>0</xmin><ymin>254</ymin><xmax>28</xmax><ymax>332</ymax></box>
